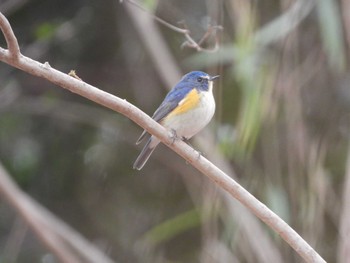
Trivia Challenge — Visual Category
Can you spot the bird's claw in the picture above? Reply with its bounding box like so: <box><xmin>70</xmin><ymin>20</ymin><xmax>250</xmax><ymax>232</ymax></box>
<box><xmin>169</xmin><ymin>129</ymin><xmax>179</xmax><ymax>144</ymax></box>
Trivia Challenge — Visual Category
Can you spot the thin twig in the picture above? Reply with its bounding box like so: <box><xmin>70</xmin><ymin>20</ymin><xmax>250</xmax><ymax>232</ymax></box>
<box><xmin>181</xmin><ymin>25</ymin><xmax>222</xmax><ymax>52</ymax></box>
<box><xmin>122</xmin><ymin>0</ymin><xmax>221</xmax><ymax>52</ymax></box>
<box><xmin>197</xmin><ymin>25</ymin><xmax>223</xmax><ymax>46</ymax></box>
<box><xmin>124</xmin><ymin>0</ymin><xmax>188</xmax><ymax>34</ymax></box>
<box><xmin>0</xmin><ymin>12</ymin><xmax>326</xmax><ymax>263</ymax></box>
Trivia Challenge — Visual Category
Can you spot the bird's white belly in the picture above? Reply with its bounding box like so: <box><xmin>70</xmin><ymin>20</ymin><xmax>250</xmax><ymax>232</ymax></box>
<box><xmin>162</xmin><ymin>91</ymin><xmax>215</xmax><ymax>139</ymax></box>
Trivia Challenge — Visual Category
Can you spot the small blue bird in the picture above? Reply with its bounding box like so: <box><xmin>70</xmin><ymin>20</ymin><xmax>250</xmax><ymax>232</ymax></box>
<box><xmin>133</xmin><ymin>71</ymin><xmax>219</xmax><ymax>170</ymax></box>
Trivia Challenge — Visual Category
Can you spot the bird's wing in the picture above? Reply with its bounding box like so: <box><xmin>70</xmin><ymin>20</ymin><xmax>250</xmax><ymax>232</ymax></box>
<box><xmin>135</xmin><ymin>84</ymin><xmax>193</xmax><ymax>144</ymax></box>
<box><xmin>152</xmin><ymin>86</ymin><xmax>193</xmax><ymax>121</ymax></box>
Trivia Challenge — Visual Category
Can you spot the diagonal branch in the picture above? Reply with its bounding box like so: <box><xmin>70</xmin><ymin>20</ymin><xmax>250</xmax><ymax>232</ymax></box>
<box><xmin>0</xmin><ymin>12</ymin><xmax>325</xmax><ymax>263</ymax></box>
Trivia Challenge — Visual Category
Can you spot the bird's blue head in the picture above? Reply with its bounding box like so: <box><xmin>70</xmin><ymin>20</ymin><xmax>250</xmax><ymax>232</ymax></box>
<box><xmin>180</xmin><ymin>71</ymin><xmax>219</xmax><ymax>91</ymax></box>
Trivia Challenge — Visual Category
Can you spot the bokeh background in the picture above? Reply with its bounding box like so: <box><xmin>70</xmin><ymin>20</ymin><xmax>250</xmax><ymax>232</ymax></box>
<box><xmin>0</xmin><ymin>0</ymin><xmax>349</xmax><ymax>262</ymax></box>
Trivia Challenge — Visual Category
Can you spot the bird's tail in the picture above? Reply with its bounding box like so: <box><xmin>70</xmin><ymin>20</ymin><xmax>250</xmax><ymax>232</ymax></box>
<box><xmin>133</xmin><ymin>137</ymin><xmax>160</xmax><ymax>170</ymax></box>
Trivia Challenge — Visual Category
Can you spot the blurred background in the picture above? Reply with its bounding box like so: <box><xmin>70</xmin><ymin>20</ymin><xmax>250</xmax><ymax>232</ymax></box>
<box><xmin>0</xmin><ymin>0</ymin><xmax>349</xmax><ymax>262</ymax></box>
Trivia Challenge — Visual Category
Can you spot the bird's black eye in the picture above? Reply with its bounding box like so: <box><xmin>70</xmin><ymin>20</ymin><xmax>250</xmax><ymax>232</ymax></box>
<box><xmin>197</xmin><ymin>77</ymin><xmax>203</xmax><ymax>82</ymax></box>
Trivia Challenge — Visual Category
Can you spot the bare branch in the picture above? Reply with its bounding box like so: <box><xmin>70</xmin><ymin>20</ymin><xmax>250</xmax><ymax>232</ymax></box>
<box><xmin>0</xmin><ymin>12</ymin><xmax>326</xmax><ymax>263</ymax></box>
<box><xmin>0</xmin><ymin>12</ymin><xmax>20</xmax><ymax>58</ymax></box>
<box><xmin>124</xmin><ymin>0</ymin><xmax>189</xmax><ymax>34</ymax></box>
<box><xmin>181</xmin><ymin>25</ymin><xmax>222</xmax><ymax>53</ymax></box>
<box><xmin>122</xmin><ymin>0</ymin><xmax>221</xmax><ymax>52</ymax></box>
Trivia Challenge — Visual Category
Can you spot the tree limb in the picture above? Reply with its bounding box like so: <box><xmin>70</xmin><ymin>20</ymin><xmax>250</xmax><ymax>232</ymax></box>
<box><xmin>0</xmin><ymin>12</ymin><xmax>326</xmax><ymax>263</ymax></box>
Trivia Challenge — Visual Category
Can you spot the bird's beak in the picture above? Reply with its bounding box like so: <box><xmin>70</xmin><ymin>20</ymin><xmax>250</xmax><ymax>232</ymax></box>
<box><xmin>210</xmin><ymin>75</ymin><xmax>220</xmax><ymax>81</ymax></box>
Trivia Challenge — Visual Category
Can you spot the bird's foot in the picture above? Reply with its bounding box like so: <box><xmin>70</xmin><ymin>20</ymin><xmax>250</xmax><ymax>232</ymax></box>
<box><xmin>169</xmin><ymin>129</ymin><xmax>179</xmax><ymax>144</ymax></box>
<box><xmin>182</xmin><ymin>137</ymin><xmax>194</xmax><ymax>148</ymax></box>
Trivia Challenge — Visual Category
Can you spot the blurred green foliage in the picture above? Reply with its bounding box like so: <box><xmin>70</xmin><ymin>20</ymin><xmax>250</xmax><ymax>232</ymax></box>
<box><xmin>34</xmin><ymin>22</ymin><xmax>57</xmax><ymax>40</ymax></box>
<box><xmin>143</xmin><ymin>0</ymin><xmax>158</xmax><ymax>12</ymax></box>
<box><xmin>141</xmin><ymin>209</ymin><xmax>201</xmax><ymax>246</ymax></box>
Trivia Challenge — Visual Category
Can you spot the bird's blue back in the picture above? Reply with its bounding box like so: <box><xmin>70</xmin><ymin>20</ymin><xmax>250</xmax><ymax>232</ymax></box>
<box><xmin>152</xmin><ymin>71</ymin><xmax>210</xmax><ymax>122</ymax></box>
<box><xmin>152</xmin><ymin>83</ymin><xmax>193</xmax><ymax>122</ymax></box>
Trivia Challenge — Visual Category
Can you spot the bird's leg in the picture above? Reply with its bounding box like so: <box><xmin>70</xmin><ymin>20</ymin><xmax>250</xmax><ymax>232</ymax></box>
<box><xmin>169</xmin><ymin>129</ymin><xmax>179</xmax><ymax>144</ymax></box>
<box><xmin>181</xmin><ymin>137</ymin><xmax>192</xmax><ymax>146</ymax></box>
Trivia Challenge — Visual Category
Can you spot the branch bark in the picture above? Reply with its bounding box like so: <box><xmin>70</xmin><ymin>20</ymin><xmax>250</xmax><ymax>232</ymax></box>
<box><xmin>0</xmin><ymin>12</ymin><xmax>326</xmax><ymax>263</ymax></box>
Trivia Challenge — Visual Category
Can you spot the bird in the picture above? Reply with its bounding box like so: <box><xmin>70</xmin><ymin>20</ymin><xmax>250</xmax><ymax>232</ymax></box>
<box><xmin>133</xmin><ymin>71</ymin><xmax>219</xmax><ymax>170</ymax></box>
